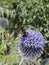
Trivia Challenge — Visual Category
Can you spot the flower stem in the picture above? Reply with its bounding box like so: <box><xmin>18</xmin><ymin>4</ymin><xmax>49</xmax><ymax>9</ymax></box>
<box><xmin>1</xmin><ymin>28</ymin><xmax>4</xmax><ymax>44</ymax></box>
<box><xmin>19</xmin><ymin>58</ymin><xmax>24</xmax><ymax>65</ymax></box>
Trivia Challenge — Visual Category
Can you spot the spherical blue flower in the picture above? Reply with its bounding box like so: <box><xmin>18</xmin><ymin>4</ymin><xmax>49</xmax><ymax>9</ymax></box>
<box><xmin>18</xmin><ymin>29</ymin><xmax>46</xmax><ymax>61</ymax></box>
<box><xmin>0</xmin><ymin>17</ymin><xmax>9</xmax><ymax>29</ymax></box>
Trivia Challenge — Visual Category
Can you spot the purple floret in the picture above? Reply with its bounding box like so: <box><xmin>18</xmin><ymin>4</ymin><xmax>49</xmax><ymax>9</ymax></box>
<box><xmin>18</xmin><ymin>29</ymin><xmax>45</xmax><ymax>60</ymax></box>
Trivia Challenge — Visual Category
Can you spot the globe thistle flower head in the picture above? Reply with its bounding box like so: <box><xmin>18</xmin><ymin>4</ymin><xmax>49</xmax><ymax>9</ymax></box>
<box><xmin>0</xmin><ymin>17</ymin><xmax>9</xmax><ymax>29</ymax></box>
<box><xmin>18</xmin><ymin>29</ymin><xmax>46</xmax><ymax>61</ymax></box>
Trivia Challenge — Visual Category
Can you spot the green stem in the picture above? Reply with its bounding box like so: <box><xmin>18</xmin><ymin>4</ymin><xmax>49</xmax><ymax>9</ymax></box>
<box><xmin>1</xmin><ymin>28</ymin><xmax>4</xmax><ymax>44</ymax></box>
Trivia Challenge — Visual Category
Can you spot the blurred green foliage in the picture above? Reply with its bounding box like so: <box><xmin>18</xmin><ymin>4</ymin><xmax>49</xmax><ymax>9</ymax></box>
<box><xmin>0</xmin><ymin>0</ymin><xmax>49</xmax><ymax>65</ymax></box>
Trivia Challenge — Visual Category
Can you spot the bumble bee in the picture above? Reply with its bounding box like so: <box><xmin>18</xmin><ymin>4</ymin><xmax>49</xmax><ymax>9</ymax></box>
<box><xmin>20</xmin><ymin>31</ymin><xmax>28</xmax><ymax>39</ymax></box>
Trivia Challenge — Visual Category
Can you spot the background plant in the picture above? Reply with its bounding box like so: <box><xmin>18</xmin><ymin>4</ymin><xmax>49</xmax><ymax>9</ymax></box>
<box><xmin>0</xmin><ymin>0</ymin><xmax>49</xmax><ymax>65</ymax></box>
